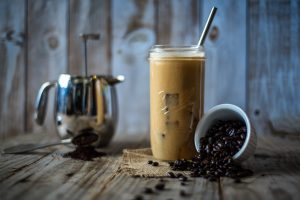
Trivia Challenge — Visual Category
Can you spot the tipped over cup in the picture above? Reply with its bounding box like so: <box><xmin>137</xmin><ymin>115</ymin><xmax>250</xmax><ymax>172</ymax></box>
<box><xmin>194</xmin><ymin>104</ymin><xmax>257</xmax><ymax>163</ymax></box>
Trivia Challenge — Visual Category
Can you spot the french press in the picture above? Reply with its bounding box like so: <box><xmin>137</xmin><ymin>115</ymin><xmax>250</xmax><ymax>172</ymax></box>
<box><xmin>35</xmin><ymin>34</ymin><xmax>124</xmax><ymax>147</ymax></box>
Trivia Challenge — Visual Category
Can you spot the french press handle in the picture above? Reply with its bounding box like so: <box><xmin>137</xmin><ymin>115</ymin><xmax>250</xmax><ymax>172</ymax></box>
<box><xmin>34</xmin><ymin>81</ymin><xmax>56</xmax><ymax>125</ymax></box>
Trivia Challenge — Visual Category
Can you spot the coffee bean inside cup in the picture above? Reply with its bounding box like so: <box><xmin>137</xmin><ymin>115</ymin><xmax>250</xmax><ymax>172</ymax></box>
<box><xmin>170</xmin><ymin>120</ymin><xmax>253</xmax><ymax>181</ymax></box>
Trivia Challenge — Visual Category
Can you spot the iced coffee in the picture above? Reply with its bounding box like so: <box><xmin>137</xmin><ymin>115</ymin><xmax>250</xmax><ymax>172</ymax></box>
<box><xmin>149</xmin><ymin>45</ymin><xmax>205</xmax><ymax>160</ymax></box>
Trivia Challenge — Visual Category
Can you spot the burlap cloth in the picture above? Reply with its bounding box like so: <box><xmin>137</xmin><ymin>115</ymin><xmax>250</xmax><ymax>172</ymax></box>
<box><xmin>120</xmin><ymin>148</ymin><xmax>189</xmax><ymax>178</ymax></box>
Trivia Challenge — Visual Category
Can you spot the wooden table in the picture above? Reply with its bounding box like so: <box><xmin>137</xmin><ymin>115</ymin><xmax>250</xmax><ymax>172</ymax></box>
<box><xmin>1</xmin><ymin>133</ymin><xmax>300</xmax><ymax>200</ymax></box>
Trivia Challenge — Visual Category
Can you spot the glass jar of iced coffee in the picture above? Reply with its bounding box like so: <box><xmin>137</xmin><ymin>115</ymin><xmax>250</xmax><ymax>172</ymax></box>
<box><xmin>149</xmin><ymin>45</ymin><xmax>205</xmax><ymax>160</ymax></box>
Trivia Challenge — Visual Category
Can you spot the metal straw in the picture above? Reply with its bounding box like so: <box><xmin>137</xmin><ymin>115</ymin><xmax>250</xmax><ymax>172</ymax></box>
<box><xmin>198</xmin><ymin>7</ymin><xmax>217</xmax><ymax>46</ymax></box>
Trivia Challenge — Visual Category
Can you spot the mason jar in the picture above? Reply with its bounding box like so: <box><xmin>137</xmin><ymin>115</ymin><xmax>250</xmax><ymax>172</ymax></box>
<box><xmin>149</xmin><ymin>45</ymin><xmax>205</xmax><ymax>160</ymax></box>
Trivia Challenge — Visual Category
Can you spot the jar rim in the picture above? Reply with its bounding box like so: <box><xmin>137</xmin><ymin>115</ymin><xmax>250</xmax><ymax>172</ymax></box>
<box><xmin>150</xmin><ymin>45</ymin><xmax>204</xmax><ymax>52</ymax></box>
<box><xmin>149</xmin><ymin>45</ymin><xmax>205</xmax><ymax>58</ymax></box>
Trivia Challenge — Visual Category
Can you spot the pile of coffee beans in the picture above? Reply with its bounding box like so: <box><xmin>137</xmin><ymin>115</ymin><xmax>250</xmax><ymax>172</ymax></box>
<box><xmin>170</xmin><ymin>120</ymin><xmax>253</xmax><ymax>181</ymax></box>
<box><xmin>63</xmin><ymin>131</ymin><xmax>106</xmax><ymax>161</ymax></box>
<box><xmin>72</xmin><ymin>132</ymin><xmax>99</xmax><ymax>146</ymax></box>
<box><xmin>64</xmin><ymin>146</ymin><xmax>106</xmax><ymax>161</ymax></box>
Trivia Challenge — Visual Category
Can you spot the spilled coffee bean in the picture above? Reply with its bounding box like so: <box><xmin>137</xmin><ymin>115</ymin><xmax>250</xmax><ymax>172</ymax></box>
<box><xmin>167</xmin><ymin>171</ymin><xmax>176</xmax><ymax>178</ymax></box>
<box><xmin>152</xmin><ymin>161</ymin><xmax>159</xmax><ymax>166</ymax></box>
<box><xmin>180</xmin><ymin>190</ymin><xmax>190</xmax><ymax>197</ymax></box>
<box><xmin>179</xmin><ymin>176</ymin><xmax>188</xmax><ymax>182</ymax></box>
<box><xmin>133</xmin><ymin>195</ymin><xmax>143</xmax><ymax>200</ymax></box>
<box><xmin>234</xmin><ymin>178</ymin><xmax>242</xmax><ymax>183</ymax></box>
<box><xmin>170</xmin><ymin>120</ymin><xmax>253</xmax><ymax>181</ymax></box>
<box><xmin>159</xmin><ymin>178</ymin><xmax>165</xmax><ymax>182</ymax></box>
<box><xmin>143</xmin><ymin>187</ymin><xmax>153</xmax><ymax>194</ymax></box>
<box><xmin>155</xmin><ymin>183</ymin><xmax>165</xmax><ymax>190</ymax></box>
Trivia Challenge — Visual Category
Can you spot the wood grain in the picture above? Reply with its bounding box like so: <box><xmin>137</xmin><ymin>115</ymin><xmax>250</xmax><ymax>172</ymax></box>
<box><xmin>111</xmin><ymin>0</ymin><xmax>156</xmax><ymax>135</ymax></box>
<box><xmin>1</xmin><ymin>133</ymin><xmax>300</xmax><ymax>200</ymax></box>
<box><xmin>99</xmin><ymin>173</ymin><xmax>220</xmax><ymax>200</ymax></box>
<box><xmin>222</xmin><ymin>137</ymin><xmax>300</xmax><ymax>200</ymax></box>
<box><xmin>157</xmin><ymin>0</ymin><xmax>200</xmax><ymax>45</ymax></box>
<box><xmin>0</xmin><ymin>133</ymin><xmax>149</xmax><ymax>200</ymax></box>
<box><xmin>202</xmin><ymin>0</ymin><xmax>247</xmax><ymax>111</ymax></box>
<box><xmin>68</xmin><ymin>0</ymin><xmax>111</xmax><ymax>76</ymax></box>
<box><xmin>27</xmin><ymin>0</ymin><xmax>68</xmax><ymax>133</ymax></box>
<box><xmin>0</xmin><ymin>0</ymin><xmax>25</xmax><ymax>139</ymax></box>
<box><xmin>248</xmin><ymin>0</ymin><xmax>300</xmax><ymax>135</ymax></box>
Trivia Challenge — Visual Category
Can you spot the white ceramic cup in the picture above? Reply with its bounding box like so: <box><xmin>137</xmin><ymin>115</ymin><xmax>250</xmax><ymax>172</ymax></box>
<box><xmin>194</xmin><ymin>104</ymin><xmax>257</xmax><ymax>163</ymax></box>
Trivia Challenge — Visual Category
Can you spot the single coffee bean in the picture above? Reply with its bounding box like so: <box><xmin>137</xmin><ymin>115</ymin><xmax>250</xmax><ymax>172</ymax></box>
<box><xmin>134</xmin><ymin>195</ymin><xmax>143</xmax><ymax>200</ymax></box>
<box><xmin>155</xmin><ymin>183</ymin><xmax>165</xmax><ymax>190</ymax></box>
<box><xmin>190</xmin><ymin>172</ymin><xmax>197</xmax><ymax>177</ymax></box>
<box><xmin>179</xmin><ymin>176</ymin><xmax>188</xmax><ymax>182</ymax></box>
<box><xmin>167</xmin><ymin>171</ymin><xmax>176</xmax><ymax>178</ymax></box>
<box><xmin>147</xmin><ymin>160</ymin><xmax>153</xmax><ymax>165</ymax></box>
<box><xmin>152</xmin><ymin>162</ymin><xmax>159</xmax><ymax>166</ymax></box>
<box><xmin>180</xmin><ymin>190</ymin><xmax>189</xmax><ymax>197</ymax></box>
<box><xmin>143</xmin><ymin>187</ymin><xmax>153</xmax><ymax>194</ymax></box>
<box><xmin>240</xmin><ymin>134</ymin><xmax>245</xmax><ymax>140</ymax></box>
<box><xmin>234</xmin><ymin>178</ymin><xmax>241</xmax><ymax>183</ymax></box>
<box><xmin>181</xmin><ymin>182</ymin><xmax>186</xmax><ymax>186</ymax></box>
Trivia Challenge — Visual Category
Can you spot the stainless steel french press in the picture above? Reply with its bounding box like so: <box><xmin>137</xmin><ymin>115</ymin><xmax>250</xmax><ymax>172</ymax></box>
<box><xmin>34</xmin><ymin>34</ymin><xmax>124</xmax><ymax>147</ymax></box>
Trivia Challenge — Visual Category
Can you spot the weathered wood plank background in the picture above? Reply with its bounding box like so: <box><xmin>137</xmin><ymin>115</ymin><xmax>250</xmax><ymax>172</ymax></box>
<box><xmin>27</xmin><ymin>0</ymin><xmax>68</xmax><ymax>134</ymax></box>
<box><xmin>0</xmin><ymin>0</ymin><xmax>26</xmax><ymax>140</ymax></box>
<box><xmin>248</xmin><ymin>0</ymin><xmax>300</xmax><ymax>136</ymax></box>
<box><xmin>0</xmin><ymin>0</ymin><xmax>299</xmax><ymax>137</ymax></box>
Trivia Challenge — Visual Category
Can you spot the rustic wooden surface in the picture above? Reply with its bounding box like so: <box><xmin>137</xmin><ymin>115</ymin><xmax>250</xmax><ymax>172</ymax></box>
<box><xmin>248</xmin><ymin>0</ymin><xmax>300</xmax><ymax>136</ymax></box>
<box><xmin>1</xmin><ymin>133</ymin><xmax>300</xmax><ymax>200</ymax></box>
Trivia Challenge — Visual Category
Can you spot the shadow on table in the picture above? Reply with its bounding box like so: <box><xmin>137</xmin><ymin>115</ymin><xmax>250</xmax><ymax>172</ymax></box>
<box><xmin>1</xmin><ymin>134</ymin><xmax>150</xmax><ymax>157</ymax></box>
<box><xmin>104</xmin><ymin>134</ymin><xmax>150</xmax><ymax>155</ymax></box>
<box><xmin>245</xmin><ymin>149</ymin><xmax>300</xmax><ymax>176</ymax></box>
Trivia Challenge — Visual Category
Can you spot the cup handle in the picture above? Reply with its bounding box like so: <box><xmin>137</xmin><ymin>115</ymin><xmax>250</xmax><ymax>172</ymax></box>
<box><xmin>34</xmin><ymin>81</ymin><xmax>56</xmax><ymax>125</ymax></box>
